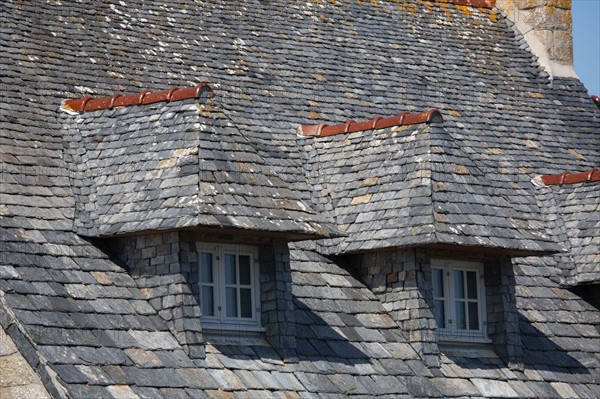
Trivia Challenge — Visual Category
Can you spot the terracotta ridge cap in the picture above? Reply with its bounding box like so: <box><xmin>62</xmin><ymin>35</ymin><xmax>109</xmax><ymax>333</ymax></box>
<box><xmin>438</xmin><ymin>0</ymin><xmax>496</xmax><ymax>8</ymax></box>
<box><xmin>61</xmin><ymin>82</ymin><xmax>214</xmax><ymax>113</ymax></box>
<box><xmin>592</xmin><ymin>95</ymin><xmax>600</xmax><ymax>108</ymax></box>
<box><xmin>300</xmin><ymin>109</ymin><xmax>443</xmax><ymax>137</ymax></box>
<box><xmin>539</xmin><ymin>168</ymin><xmax>600</xmax><ymax>186</ymax></box>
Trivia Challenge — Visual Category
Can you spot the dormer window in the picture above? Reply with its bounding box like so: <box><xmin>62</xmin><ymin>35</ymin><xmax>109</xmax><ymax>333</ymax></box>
<box><xmin>197</xmin><ymin>243</ymin><xmax>262</xmax><ymax>331</ymax></box>
<box><xmin>432</xmin><ymin>259</ymin><xmax>488</xmax><ymax>341</ymax></box>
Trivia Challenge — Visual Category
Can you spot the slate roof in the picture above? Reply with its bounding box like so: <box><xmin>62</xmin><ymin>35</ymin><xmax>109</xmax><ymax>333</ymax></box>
<box><xmin>302</xmin><ymin>121</ymin><xmax>560</xmax><ymax>255</ymax></box>
<box><xmin>62</xmin><ymin>96</ymin><xmax>339</xmax><ymax>238</ymax></box>
<box><xmin>1</xmin><ymin>0</ymin><xmax>599</xmax><ymax>398</ymax></box>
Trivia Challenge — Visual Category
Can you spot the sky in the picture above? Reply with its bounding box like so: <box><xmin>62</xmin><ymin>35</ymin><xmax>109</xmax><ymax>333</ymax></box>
<box><xmin>572</xmin><ymin>0</ymin><xmax>600</xmax><ymax>95</ymax></box>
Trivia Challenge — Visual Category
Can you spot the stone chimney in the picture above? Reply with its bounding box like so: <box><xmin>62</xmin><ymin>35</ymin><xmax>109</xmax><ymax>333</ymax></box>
<box><xmin>497</xmin><ymin>0</ymin><xmax>577</xmax><ymax>78</ymax></box>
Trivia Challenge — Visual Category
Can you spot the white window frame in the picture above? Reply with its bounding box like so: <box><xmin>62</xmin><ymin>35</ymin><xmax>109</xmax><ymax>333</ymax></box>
<box><xmin>196</xmin><ymin>243</ymin><xmax>262</xmax><ymax>331</ymax></box>
<box><xmin>431</xmin><ymin>259</ymin><xmax>488</xmax><ymax>342</ymax></box>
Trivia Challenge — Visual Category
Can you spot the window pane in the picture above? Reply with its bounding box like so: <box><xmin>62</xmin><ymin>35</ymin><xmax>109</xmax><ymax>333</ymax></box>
<box><xmin>434</xmin><ymin>299</ymin><xmax>445</xmax><ymax>328</ymax></box>
<box><xmin>433</xmin><ymin>269</ymin><xmax>444</xmax><ymax>297</ymax></box>
<box><xmin>226</xmin><ymin>287</ymin><xmax>238</xmax><ymax>317</ymax></box>
<box><xmin>240</xmin><ymin>288</ymin><xmax>252</xmax><ymax>318</ymax></box>
<box><xmin>466</xmin><ymin>271</ymin><xmax>478</xmax><ymax>299</ymax></box>
<box><xmin>454</xmin><ymin>270</ymin><xmax>464</xmax><ymax>299</ymax></box>
<box><xmin>201</xmin><ymin>286</ymin><xmax>214</xmax><ymax>316</ymax></box>
<box><xmin>200</xmin><ymin>253</ymin><xmax>213</xmax><ymax>283</ymax></box>
<box><xmin>225</xmin><ymin>254</ymin><xmax>236</xmax><ymax>284</ymax></box>
<box><xmin>455</xmin><ymin>301</ymin><xmax>466</xmax><ymax>329</ymax></box>
<box><xmin>239</xmin><ymin>255</ymin><xmax>251</xmax><ymax>285</ymax></box>
<box><xmin>468</xmin><ymin>302</ymin><xmax>479</xmax><ymax>330</ymax></box>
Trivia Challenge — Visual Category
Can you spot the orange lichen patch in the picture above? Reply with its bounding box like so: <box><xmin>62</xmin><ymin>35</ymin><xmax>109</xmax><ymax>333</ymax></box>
<box><xmin>309</xmin><ymin>111</ymin><xmax>322</xmax><ymax>120</ymax></box>
<box><xmin>541</xmin><ymin>169</ymin><xmax>600</xmax><ymax>186</ymax></box>
<box><xmin>451</xmin><ymin>164</ymin><xmax>470</xmax><ymax>174</ymax></box>
<box><xmin>568</xmin><ymin>149</ymin><xmax>587</xmax><ymax>161</ymax></box>
<box><xmin>300</xmin><ymin>109</ymin><xmax>443</xmax><ymax>137</ymax></box>
<box><xmin>455</xmin><ymin>4</ymin><xmax>473</xmax><ymax>15</ymax></box>
<box><xmin>447</xmin><ymin>110</ymin><xmax>461</xmax><ymax>117</ymax></box>
<box><xmin>313</xmin><ymin>73</ymin><xmax>327</xmax><ymax>82</ymax></box>
<box><xmin>344</xmin><ymin>92</ymin><xmax>358</xmax><ymax>99</ymax></box>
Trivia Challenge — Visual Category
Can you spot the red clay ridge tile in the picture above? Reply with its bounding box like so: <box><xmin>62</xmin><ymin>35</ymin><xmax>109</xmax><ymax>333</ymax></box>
<box><xmin>440</xmin><ymin>0</ymin><xmax>496</xmax><ymax>8</ymax></box>
<box><xmin>592</xmin><ymin>95</ymin><xmax>600</xmax><ymax>108</ymax></box>
<box><xmin>300</xmin><ymin>109</ymin><xmax>443</xmax><ymax>137</ymax></box>
<box><xmin>62</xmin><ymin>83</ymin><xmax>214</xmax><ymax>113</ymax></box>
<box><xmin>541</xmin><ymin>169</ymin><xmax>600</xmax><ymax>186</ymax></box>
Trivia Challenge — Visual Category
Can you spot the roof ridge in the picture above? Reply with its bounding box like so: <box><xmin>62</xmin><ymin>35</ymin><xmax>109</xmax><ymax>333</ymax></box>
<box><xmin>539</xmin><ymin>169</ymin><xmax>600</xmax><ymax>186</ymax></box>
<box><xmin>61</xmin><ymin>83</ymin><xmax>214</xmax><ymax>113</ymax></box>
<box><xmin>300</xmin><ymin>109</ymin><xmax>443</xmax><ymax>137</ymax></box>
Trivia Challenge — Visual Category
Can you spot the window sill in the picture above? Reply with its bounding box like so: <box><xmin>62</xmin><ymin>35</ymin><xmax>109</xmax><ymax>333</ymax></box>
<box><xmin>437</xmin><ymin>333</ymin><xmax>492</xmax><ymax>345</ymax></box>
<box><xmin>201</xmin><ymin>321</ymin><xmax>266</xmax><ymax>334</ymax></box>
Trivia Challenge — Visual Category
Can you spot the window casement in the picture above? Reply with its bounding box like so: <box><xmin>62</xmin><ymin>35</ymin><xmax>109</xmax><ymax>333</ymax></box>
<box><xmin>197</xmin><ymin>243</ymin><xmax>262</xmax><ymax>331</ymax></box>
<box><xmin>431</xmin><ymin>259</ymin><xmax>488</xmax><ymax>341</ymax></box>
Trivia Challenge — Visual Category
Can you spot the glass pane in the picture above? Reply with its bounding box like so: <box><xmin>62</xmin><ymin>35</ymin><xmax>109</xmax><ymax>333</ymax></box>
<box><xmin>200</xmin><ymin>253</ymin><xmax>213</xmax><ymax>283</ymax></box>
<box><xmin>434</xmin><ymin>299</ymin><xmax>445</xmax><ymax>328</ymax></box>
<box><xmin>455</xmin><ymin>301</ymin><xmax>466</xmax><ymax>329</ymax></box>
<box><xmin>466</xmin><ymin>271</ymin><xmax>478</xmax><ymax>299</ymax></box>
<box><xmin>468</xmin><ymin>302</ymin><xmax>479</xmax><ymax>330</ymax></box>
<box><xmin>201</xmin><ymin>286</ymin><xmax>214</xmax><ymax>316</ymax></box>
<box><xmin>433</xmin><ymin>269</ymin><xmax>444</xmax><ymax>297</ymax></box>
<box><xmin>239</xmin><ymin>255</ymin><xmax>251</xmax><ymax>285</ymax></box>
<box><xmin>240</xmin><ymin>288</ymin><xmax>252</xmax><ymax>318</ymax></box>
<box><xmin>225</xmin><ymin>254</ymin><xmax>236</xmax><ymax>284</ymax></box>
<box><xmin>454</xmin><ymin>270</ymin><xmax>464</xmax><ymax>299</ymax></box>
<box><xmin>226</xmin><ymin>287</ymin><xmax>238</xmax><ymax>317</ymax></box>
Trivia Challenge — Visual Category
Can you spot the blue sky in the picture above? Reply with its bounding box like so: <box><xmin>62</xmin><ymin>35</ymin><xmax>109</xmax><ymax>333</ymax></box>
<box><xmin>573</xmin><ymin>0</ymin><xmax>600</xmax><ymax>95</ymax></box>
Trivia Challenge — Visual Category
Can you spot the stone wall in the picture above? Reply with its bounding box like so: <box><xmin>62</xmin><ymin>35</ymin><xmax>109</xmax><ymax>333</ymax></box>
<box><xmin>352</xmin><ymin>248</ymin><xmax>524</xmax><ymax>370</ymax></box>
<box><xmin>484</xmin><ymin>256</ymin><xmax>524</xmax><ymax>369</ymax></box>
<box><xmin>0</xmin><ymin>325</ymin><xmax>51</xmax><ymax>399</ymax></box>
<box><xmin>108</xmin><ymin>232</ymin><xmax>205</xmax><ymax>359</ymax></box>
<box><xmin>108</xmin><ymin>231</ymin><xmax>297</xmax><ymax>362</ymax></box>
<box><xmin>352</xmin><ymin>248</ymin><xmax>440</xmax><ymax>368</ymax></box>
<box><xmin>498</xmin><ymin>0</ymin><xmax>576</xmax><ymax>77</ymax></box>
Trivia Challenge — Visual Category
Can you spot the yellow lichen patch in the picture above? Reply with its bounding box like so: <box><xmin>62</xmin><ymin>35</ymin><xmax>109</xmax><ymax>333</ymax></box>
<box><xmin>157</xmin><ymin>158</ymin><xmax>177</xmax><ymax>169</ymax></box>
<box><xmin>523</xmin><ymin>139</ymin><xmax>539</xmax><ymax>148</ymax></box>
<box><xmin>525</xmin><ymin>92</ymin><xmax>545</xmax><ymax>99</ymax></box>
<box><xmin>435</xmin><ymin>212</ymin><xmax>449</xmax><ymax>223</ymax></box>
<box><xmin>447</xmin><ymin>110</ymin><xmax>461</xmax><ymax>117</ymax></box>
<box><xmin>391</xmin><ymin>125</ymin><xmax>412</xmax><ymax>133</ymax></box>
<box><xmin>486</xmin><ymin>147</ymin><xmax>504</xmax><ymax>155</ymax></box>
<box><xmin>239</xmin><ymin>93</ymin><xmax>252</xmax><ymax>101</ymax></box>
<box><xmin>309</xmin><ymin>111</ymin><xmax>322</xmax><ymax>120</ymax></box>
<box><xmin>308</xmin><ymin>100</ymin><xmax>320</xmax><ymax>107</ymax></box>
<box><xmin>508</xmin><ymin>182</ymin><xmax>520</xmax><ymax>189</ymax></box>
<box><xmin>351</xmin><ymin>194</ymin><xmax>372</xmax><ymax>205</ymax></box>
<box><xmin>568</xmin><ymin>149</ymin><xmax>586</xmax><ymax>161</ymax></box>
<box><xmin>344</xmin><ymin>92</ymin><xmax>358</xmax><ymax>99</ymax></box>
<box><xmin>360</xmin><ymin>177</ymin><xmax>378</xmax><ymax>187</ymax></box>
<box><xmin>309</xmin><ymin>28</ymin><xmax>319</xmax><ymax>34</ymax></box>
<box><xmin>455</xmin><ymin>5</ymin><xmax>472</xmax><ymax>16</ymax></box>
<box><xmin>407</xmin><ymin>169</ymin><xmax>432</xmax><ymax>179</ymax></box>
<box><xmin>499</xmin><ymin>168</ymin><xmax>510</xmax><ymax>174</ymax></box>
<box><xmin>519</xmin><ymin>167</ymin><xmax>531</xmax><ymax>174</ymax></box>
<box><xmin>361</xmin><ymin>100</ymin><xmax>371</xmax><ymax>107</ymax></box>
<box><xmin>313</xmin><ymin>73</ymin><xmax>326</xmax><ymax>82</ymax></box>
<box><xmin>391</xmin><ymin>43</ymin><xmax>401</xmax><ymax>49</ymax></box>
<box><xmin>451</xmin><ymin>164</ymin><xmax>470</xmax><ymax>175</ymax></box>
<box><xmin>488</xmin><ymin>10</ymin><xmax>498</xmax><ymax>22</ymax></box>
